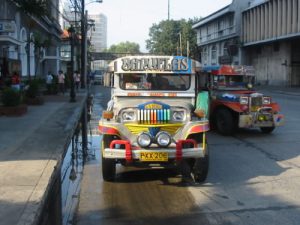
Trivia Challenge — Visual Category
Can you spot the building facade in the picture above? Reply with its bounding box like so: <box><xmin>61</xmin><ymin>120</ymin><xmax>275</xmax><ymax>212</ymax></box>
<box><xmin>242</xmin><ymin>0</ymin><xmax>300</xmax><ymax>86</ymax></box>
<box><xmin>192</xmin><ymin>0</ymin><xmax>300</xmax><ymax>86</ymax></box>
<box><xmin>192</xmin><ymin>1</ymin><xmax>249</xmax><ymax>66</ymax></box>
<box><xmin>88</xmin><ymin>13</ymin><xmax>107</xmax><ymax>52</ymax></box>
<box><xmin>88</xmin><ymin>13</ymin><xmax>107</xmax><ymax>71</ymax></box>
<box><xmin>0</xmin><ymin>0</ymin><xmax>62</xmax><ymax>80</ymax></box>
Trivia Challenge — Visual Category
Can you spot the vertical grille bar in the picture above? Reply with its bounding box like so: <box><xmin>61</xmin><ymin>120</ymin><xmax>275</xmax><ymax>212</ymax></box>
<box><xmin>138</xmin><ymin>109</ymin><xmax>170</xmax><ymax>124</ymax></box>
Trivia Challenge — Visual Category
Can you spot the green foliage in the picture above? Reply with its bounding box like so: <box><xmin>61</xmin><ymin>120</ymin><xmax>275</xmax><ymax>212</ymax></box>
<box><xmin>107</xmin><ymin>41</ymin><xmax>141</xmax><ymax>54</ymax></box>
<box><xmin>1</xmin><ymin>88</ymin><xmax>22</xmax><ymax>107</ymax></box>
<box><xmin>25</xmin><ymin>79</ymin><xmax>40</xmax><ymax>98</ymax></box>
<box><xmin>146</xmin><ymin>19</ymin><xmax>199</xmax><ymax>58</ymax></box>
<box><xmin>33</xmin><ymin>32</ymin><xmax>52</xmax><ymax>49</ymax></box>
<box><xmin>14</xmin><ymin>0</ymin><xmax>49</xmax><ymax>18</ymax></box>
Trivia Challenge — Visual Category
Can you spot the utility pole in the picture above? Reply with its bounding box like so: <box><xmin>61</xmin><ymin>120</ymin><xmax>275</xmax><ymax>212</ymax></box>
<box><xmin>168</xmin><ymin>0</ymin><xmax>170</xmax><ymax>20</ymax></box>
<box><xmin>179</xmin><ymin>32</ymin><xmax>182</xmax><ymax>56</ymax></box>
<box><xmin>68</xmin><ymin>26</ymin><xmax>76</xmax><ymax>102</ymax></box>
<box><xmin>81</xmin><ymin>0</ymin><xmax>86</xmax><ymax>89</ymax></box>
<box><xmin>80</xmin><ymin>0</ymin><xmax>88</xmax><ymax>159</ymax></box>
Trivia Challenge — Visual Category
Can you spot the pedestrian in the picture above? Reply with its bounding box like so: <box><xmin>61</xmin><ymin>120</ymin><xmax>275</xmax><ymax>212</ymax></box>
<box><xmin>11</xmin><ymin>71</ymin><xmax>21</xmax><ymax>91</ymax></box>
<box><xmin>74</xmin><ymin>70</ymin><xmax>81</xmax><ymax>90</ymax></box>
<box><xmin>46</xmin><ymin>71</ymin><xmax>53</xmax><ymax>94</ymax></box>
<box><xmin>58</xmin><ymin>70</ymin><xmax>65</xmax><ymax>95</ymax></box>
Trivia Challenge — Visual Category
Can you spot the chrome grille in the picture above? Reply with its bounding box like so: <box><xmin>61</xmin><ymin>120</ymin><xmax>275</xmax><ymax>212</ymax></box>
<box><xmin>138</xmin><ymin>109</ymin><xmax>171</xmax><ymax>124</ymax></box>
<box><xmin>250</xmin><ymin>96</ymin><xmax>263</xmax><ymax>111</ymax></box>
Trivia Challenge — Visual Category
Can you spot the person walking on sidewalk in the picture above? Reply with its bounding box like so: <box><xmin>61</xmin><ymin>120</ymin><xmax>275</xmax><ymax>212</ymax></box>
<box><xmin>46</xmin><ymin>71</ymin><xmax>53</xmax><ymax>94</ymax></box>
<box><xmin>11</xmin><ymin>71</ymin><xmax>21</xmax><ymax>91</ymax></box>
<box><xmin>58</xmin><ymin>70</ymin><xmax>65</xmax><ymax>95</ymax></box>
<box><xmin>74</xmin><ymin>70</ymin><xmax>81</xmax><ymax>91</ymax></box>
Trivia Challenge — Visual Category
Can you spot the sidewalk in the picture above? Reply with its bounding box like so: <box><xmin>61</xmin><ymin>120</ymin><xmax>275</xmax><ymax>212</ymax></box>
<box><xmin>0</xmin><ymin>92</ymin><xmax>87</xmax><ymax>225</ymax></box>
<box><xmin>256</xmin><ymin>85</ymin><xmax>300</xmax><ymax>96</ymax></box>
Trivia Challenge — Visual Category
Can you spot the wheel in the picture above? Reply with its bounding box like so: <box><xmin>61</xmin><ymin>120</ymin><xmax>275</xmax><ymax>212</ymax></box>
<box><xmin>215</xmin><ymin>108</ymin><xmax>236</xmax><ymax>135</ymax></box>
<box><xmin>102</xmin><ymin>157</ymin><xmax>116</xmax><ymax>181</ymax></box>
<box><xmin>260</xmin><ymin>127</ymin><xmax>275</xmax><ymax>134</ymax></box>
<box><xmin>180</xmin><ymin>139</ymin><xmax>209</xmax><ymax>183</ymax></box>
<box><xmin>192</xmin><ymin>141</ymin><xmax>209</xmax><ymax>183</ymax></box>
<box><xmin>101</xmin><ymin>136</ymin><xmax>116</xmax><ymax>181</ymax></box>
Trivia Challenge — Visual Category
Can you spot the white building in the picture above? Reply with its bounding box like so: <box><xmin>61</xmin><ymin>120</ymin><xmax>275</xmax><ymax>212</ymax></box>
<box><xmin>192</xmin><ymin>1</ymin><xmax>249</xmax><ymax>66</ymax></box>
<box><xmin>88</xmin><ymin>13</ymin><xmax>107</xmax><ymax>71</ymax></box>
<box><xmin>193</xmin><ymin>0</ymin><xmax>300</xmax><ymax>86</ymax></box>
<box><xmin>0</xmin><ymin>0</ymin><xmax>62</xmax><ymax>79</ymax></box>
<box><xmin>88</xmin><ymin>13</ymin><xmax>107</xmax><ymax>52</ymax></box>
<box><xmin>242</xmin><ymin>0</ymin><xmax>300</xmax><ymax>86</ymax></box>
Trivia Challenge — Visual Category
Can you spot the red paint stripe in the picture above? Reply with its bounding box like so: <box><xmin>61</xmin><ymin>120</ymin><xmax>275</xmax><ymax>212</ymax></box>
<box><xmin>189</xmin><ymin>124</ymin><xmax>210</xmax><ymax>133</ymax></box>
<box><xmin>98</xmin><ymin>125</ymin><xmax>119</xmax><ymax>135</ymax></box>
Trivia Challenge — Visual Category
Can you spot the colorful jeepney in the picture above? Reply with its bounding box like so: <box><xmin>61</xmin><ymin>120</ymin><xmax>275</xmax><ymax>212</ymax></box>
<box><xmin>198</xmin><ymin>65</ymin><xmax>284</xmax><ymax>135</ymax></box>
<box><xmin>99</xmin><ymin>56</ymin><xmax>210</xmax><ymax>182</ymax></box>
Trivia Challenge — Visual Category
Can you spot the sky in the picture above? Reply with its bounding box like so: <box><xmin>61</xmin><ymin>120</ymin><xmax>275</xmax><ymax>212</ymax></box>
<box><xmin>86</xmin><ymin>0</ymin><xmax>232</xmax><ymax>52</ymax></box>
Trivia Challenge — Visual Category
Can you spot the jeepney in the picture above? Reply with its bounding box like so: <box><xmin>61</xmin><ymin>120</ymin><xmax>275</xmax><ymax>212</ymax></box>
<box><xmin>99</xmin><ymin>56</ymin><xmax>210</xmax><ymax>182</ymax></box>
<box><xmin>198</xmin><ymin>65</ymin><xmax>284</xmax><ymax>135</ymax></box>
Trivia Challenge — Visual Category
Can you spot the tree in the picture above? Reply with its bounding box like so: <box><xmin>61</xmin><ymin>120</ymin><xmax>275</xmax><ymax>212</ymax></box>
<box><xmin>32</xmin><ymin>32</ymin><xmax>52</xmax><ymax>77</ymax></box>
<box><xmin>13</xmin><ymin>0</ymin><xmax>49</xmax><ymax>18</ymax></box>
<box><xmin>146</xmin><ymin>19</ymin><xmax>200</xmax><ymax>58</ymax></box>
<box><xmin>106</xmin><ymin>41</ymin><xmax>140</xmax><ymax>54</ymax></box>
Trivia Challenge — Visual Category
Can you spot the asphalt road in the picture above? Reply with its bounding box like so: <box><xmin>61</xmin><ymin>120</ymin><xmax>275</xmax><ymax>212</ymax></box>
<box><xmin>76</xmin><ymin>85</ymin><xmax>300</xmax><ymax>225</ymax></box>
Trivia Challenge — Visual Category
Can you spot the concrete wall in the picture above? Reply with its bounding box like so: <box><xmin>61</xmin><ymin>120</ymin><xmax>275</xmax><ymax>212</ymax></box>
<box><xmin>244</xmin><ymin>41</ymin><xmax>291</xmax><ymax>86</ymax></box>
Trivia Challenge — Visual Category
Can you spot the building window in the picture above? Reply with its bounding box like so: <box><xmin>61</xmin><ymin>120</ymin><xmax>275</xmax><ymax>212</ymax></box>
<box><xmin>218</xmin><ymin>20</ymin><xmax>224</xmax><ymax>37</ymax></box>
<box><xmin>211</xmin><ymin>45</ymin><xmax>217</xmax><ymax>64</ymax></box>
<box><xmin>202</xmin><ymin>46</ymin><xmax>208</xmax><ymax>64</ymax></box>
<box><xmin>229</xmin><ymin>15</ymin><xmax>234</xmax><ymax>27</ymax></box>
<box><xmin>228</xmin><ymin>14</ymin><xmax>234</xmax><ymax>33</ymax></box>
<box><xmin>223</xmin><ymin>42</ymin><xmax>229</xmax><ymax>56</ymax></box>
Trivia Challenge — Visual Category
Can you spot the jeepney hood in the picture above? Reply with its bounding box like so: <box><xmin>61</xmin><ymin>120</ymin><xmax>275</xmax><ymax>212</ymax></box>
<box><xmin>213</xmin><ymin>90</ymin><xmax>263</xmax><ymax>102</ymax></box>
<box><xmin>113</xmin><ymin>96</ymin><xmax>195</xmax><ymax>113</ymax></box>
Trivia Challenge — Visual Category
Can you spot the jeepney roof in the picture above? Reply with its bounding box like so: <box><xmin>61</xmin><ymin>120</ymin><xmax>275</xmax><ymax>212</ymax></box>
<box><xmin>201</xmin><ymin>65</ymin><xmax>255</xmax><ymax>76</ymax></box>
<box><xmin>109</xmin><ymin>55</ymin><xmax>201</xmax><ymax>74</ymax></box>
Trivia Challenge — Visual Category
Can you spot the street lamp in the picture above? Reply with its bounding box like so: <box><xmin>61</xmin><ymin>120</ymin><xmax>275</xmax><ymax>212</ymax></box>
<box><xmin>68</xmin><ymin>25</ymin><xmax>76</xmax><ymax>102</ymax></box>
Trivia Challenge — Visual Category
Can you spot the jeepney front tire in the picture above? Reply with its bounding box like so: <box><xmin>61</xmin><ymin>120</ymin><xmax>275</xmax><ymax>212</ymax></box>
<box><xmin>192</xmin><ymin>147</ymin><xmax>209</xmax><ymax>183</ymax></box>
<box><xmin>102</xmin><ymin>136</ymin><xmax>116</xmax><ymax>182</ymax></box>
<box><xmin>215</xmin><ymin>108</ymin><xmax>236</xmax><ymax>135</ymax></box>
<box><xmin>102</xmin><ymin>157</ymin><xmax>116</xmax><ymax>181</ymax></box>
<box><xmin>260</xmin><ymin>127</ymin><xmax>275</xmax><ymax>134</ymax></box>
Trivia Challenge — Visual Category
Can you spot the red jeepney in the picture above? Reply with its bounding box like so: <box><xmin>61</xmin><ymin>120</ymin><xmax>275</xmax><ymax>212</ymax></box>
<box><xmin>197</xmin><ymin>65</ymin><xmax>284</xmax><ymax>135</ymax></box>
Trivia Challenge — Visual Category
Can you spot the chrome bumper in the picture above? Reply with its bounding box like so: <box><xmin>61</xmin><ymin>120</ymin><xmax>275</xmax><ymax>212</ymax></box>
<box><xmin>239</xmin><ymin>114</ymin><xmax>284</xmax><ymax>128</ymax></box>
<box><xmin>103</xmin><ymin>147</ymin><xmax>205</xmax><ymax>159</ymax></box>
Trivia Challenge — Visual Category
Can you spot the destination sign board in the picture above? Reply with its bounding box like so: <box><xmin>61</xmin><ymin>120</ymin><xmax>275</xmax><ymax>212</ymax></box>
<box><xmin>115</xmin><ymin>56</ymin><xmax>192</xmax><ymax>74</ymax></box>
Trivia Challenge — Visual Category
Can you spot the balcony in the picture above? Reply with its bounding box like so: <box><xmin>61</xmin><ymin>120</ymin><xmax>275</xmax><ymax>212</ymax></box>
<box><xmin>197</xmin><ymin>25</ymin><xmax>236</xmax><ymax>46</ymax></box>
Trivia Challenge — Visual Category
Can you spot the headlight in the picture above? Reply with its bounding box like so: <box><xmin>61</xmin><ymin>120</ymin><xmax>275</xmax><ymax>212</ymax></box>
<box><xmin>263</xmin><ymin>97</ymin><xmax>271</xmax><ymax>105</ymax></box>
<box><xmin>156</xmin><ymin>131</ymin><xmax>171</xmax><ymax>147</ymax></box>
<box><xmin>240</xmin><ymin>96</ymin><xmax>249</xmax><ymax>105</ymax></box>
<box><xmin>137</xmin><ymin>132</ymin><xmax>152</xmax><ymax>148</ymax></box>
<box><xmin>172</xmin><ymin>110</ymin><xmax>186</xmax><ymax>121</ymax></box>
<box><xmin>121</xmin><ymin>110</ymin><xmax>136</xmax><ymax>122</ymax></box>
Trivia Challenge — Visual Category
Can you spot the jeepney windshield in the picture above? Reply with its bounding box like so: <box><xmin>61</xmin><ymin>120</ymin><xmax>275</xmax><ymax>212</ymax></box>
<box><xmin>119</xmin><ymin>73</ymin><xmax>191</xmax><ymax>91</ymax></box>
<box><xmin>213</xmin><ymin>75</ymin><xmax>255</xmax><ymax>90</ymax></box>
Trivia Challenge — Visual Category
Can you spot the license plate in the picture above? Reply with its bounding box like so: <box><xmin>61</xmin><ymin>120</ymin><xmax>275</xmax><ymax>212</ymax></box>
<box><xmin>140</xmin><ymin>152</ymin><xmax>168</xmax><ymax>162</ymax></box>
